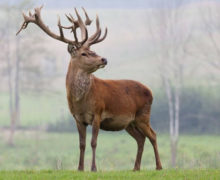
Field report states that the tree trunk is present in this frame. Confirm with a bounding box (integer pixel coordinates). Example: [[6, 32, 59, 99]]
[[164, 77, 174, 136], [8, 112, 16, 146], [5, 9, 16, 146], [7, 43, 16, 146], [171, 137, 178, 167], [8, 34, 21, 146], [163, 76, 180, 167], [14, 36, 21, 126]]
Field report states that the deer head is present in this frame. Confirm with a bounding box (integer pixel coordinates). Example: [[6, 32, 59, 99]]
[[16, 5, 108, 73]]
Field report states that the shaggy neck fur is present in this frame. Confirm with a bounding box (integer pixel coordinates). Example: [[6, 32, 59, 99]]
[[67, 60, 92, 102]]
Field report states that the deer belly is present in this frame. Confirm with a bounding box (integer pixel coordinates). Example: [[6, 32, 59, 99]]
[[100, 114, 134, 131]]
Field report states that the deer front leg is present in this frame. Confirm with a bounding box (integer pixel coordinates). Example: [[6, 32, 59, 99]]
[[76, 122, 87, 171], [91, 114, 100, 172]]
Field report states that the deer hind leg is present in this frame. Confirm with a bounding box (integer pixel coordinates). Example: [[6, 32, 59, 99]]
[[126, 124, 146, 171], [136, 114, 162, 170]]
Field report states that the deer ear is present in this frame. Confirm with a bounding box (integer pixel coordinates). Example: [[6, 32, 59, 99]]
[[67, 44, 77, 56]]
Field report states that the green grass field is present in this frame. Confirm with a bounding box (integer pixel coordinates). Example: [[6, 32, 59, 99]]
[[0, 169, 220, 180], [0, 132, 220, 171], [0, 92, 68, 126]]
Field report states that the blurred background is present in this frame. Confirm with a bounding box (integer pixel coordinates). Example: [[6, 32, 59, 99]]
[[0, 0, 220, 170]]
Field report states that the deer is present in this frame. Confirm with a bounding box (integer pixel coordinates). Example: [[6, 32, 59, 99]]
[[16, 6, 162, 172]]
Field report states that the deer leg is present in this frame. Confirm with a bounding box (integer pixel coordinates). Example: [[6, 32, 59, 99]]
[[91, 115, 100, 172], [126, 124, 145, 171], [137, 121, 162, 170], [149, 127, 163, 170], [76, 122, 87, 171]]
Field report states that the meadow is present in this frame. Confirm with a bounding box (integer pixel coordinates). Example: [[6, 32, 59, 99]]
[[0, 3, 220, 179], [0, 92, 68, 127], [0, 169, 219, 180], [0, 132, 220, 170]]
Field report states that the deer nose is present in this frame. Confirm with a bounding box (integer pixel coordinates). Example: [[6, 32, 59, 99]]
[[101, 58, 107, 65]]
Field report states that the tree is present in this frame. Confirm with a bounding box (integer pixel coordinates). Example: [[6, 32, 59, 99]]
[[147, 0, 192, 167], [198, 1, 220, 71], [0, 0, 55, 145]]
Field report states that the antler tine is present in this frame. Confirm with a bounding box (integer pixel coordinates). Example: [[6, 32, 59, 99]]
[[59, 25, 72, 30], [89, 30, 102, 45], [28, 10, 32, 17], [93, 27, 108, 44], [82, 7, 92, 25], [16, 5, 77, 45], [74, 8, 88, 44], [16, 12, 34, 35], [65, 13, 78, 28], [63, 13, 81, 44], [84, 15, 102, 46], [16, 22, 26, 36], [89, 15, 100, 40], [72, 28, 78, 43], [62, 14, 75, 31], [57, 15, 64, 39], [86, 14, 108, 46], [65, 14, 74, 23], [69, 13, 79, 27]]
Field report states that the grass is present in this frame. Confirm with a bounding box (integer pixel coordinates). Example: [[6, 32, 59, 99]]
[[0, 169, 219, 180], [0, 132, 220, 171], [0, 92, 68, 126]]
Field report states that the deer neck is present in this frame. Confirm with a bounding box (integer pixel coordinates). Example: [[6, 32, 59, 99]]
[[66, 60, 92, 102]]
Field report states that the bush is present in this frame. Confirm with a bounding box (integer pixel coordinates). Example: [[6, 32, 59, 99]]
[[47, 115, 77, 133]]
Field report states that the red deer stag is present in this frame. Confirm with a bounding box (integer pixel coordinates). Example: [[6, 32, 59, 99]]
[[17, 6, 162, 171]]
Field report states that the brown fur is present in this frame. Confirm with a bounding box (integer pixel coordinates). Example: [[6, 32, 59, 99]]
[[66, 49, 162, 171]]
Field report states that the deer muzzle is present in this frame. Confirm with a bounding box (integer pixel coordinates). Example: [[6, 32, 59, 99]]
[[101, 58, 107, 65]]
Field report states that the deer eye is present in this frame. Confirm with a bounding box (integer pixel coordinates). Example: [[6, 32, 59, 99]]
[[81, 53, 87, 57]]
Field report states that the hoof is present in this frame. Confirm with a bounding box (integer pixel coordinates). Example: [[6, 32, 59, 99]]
[[156, 166, 162, 170], [78, 167, 84, 171], [133, 168, 140, 171], [91, 167, 97, 172]]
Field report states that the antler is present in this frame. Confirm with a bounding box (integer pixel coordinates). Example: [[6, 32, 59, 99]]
[[16, 5, 78, 45], [16, 5, 107, 48], [62, 7, 108, 47], [85, 15, 108, 46]]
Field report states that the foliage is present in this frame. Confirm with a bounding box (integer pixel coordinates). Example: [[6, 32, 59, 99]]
[[46, 115, 77, 133]]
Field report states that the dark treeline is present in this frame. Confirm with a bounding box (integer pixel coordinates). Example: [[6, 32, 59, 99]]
[[152, 87, 220, 134]]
